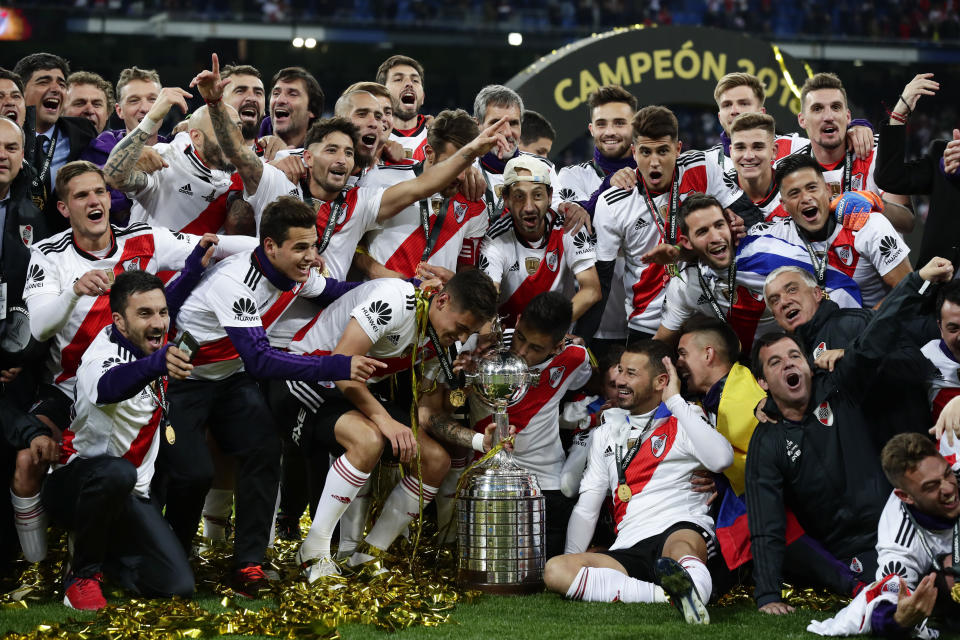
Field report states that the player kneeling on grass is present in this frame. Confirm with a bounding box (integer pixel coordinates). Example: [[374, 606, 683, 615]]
[[42, 267, 213, 610], [544, 340, 733, 625]]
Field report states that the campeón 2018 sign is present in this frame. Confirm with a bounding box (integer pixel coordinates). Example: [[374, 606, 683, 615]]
[[506, 25, 813, 152]]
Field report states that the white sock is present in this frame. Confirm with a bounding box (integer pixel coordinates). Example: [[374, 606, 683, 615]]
[[336, 475, 372, 560], [202, 488, 233, 540], [435, 457, 467, 543], [11, 491, 47, 563], [678, 555, 712, 603], [565, 566, 666, 602], [300, 455, 369, 560], [350, 475, 438, 564]]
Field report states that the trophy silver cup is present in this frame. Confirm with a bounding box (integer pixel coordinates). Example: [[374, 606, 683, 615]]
[[456, 334, 545, 594]]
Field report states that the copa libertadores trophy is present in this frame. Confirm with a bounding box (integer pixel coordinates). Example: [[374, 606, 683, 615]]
[[456, 319, 545, 593]]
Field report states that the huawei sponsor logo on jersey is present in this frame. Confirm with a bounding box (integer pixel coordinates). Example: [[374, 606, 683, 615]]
[[361, 300, 392, 328], [558, 187, 576, 202], [232, 297, 258, 322], [572, 230, 594, 255], [101, 356, 122, 371], [25, 264, 44, 290], [878, 236, 903, 265]]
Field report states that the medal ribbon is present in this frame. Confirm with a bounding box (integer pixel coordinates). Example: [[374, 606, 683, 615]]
[[640, 170, 680, 245], [481, 170, 505, 223], [797, 231, 829, 292], [696, 260, 738, 325], [31, 128, 59, 208], [615, 413, 656, 488], [144, 376, 169, 426], [417, 197, 450, 263], [302, 177, 348, 254]]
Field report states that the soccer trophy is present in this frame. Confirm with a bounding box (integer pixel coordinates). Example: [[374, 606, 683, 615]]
[[456, 322, 545, 593]]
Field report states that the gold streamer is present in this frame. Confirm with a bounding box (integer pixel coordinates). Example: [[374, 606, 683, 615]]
[[714, 583, 850, 611], [770, 44, 814, 105]]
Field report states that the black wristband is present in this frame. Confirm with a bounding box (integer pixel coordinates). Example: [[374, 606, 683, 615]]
[[898, 94, 913, 115]]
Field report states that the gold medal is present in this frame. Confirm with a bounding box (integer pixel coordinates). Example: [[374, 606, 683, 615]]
[[165, 424, 176, 445], [952, 582, 960, 604], [666, 263, 679, 278], [617, 483, 632, 502], [448, 388, 466, 407]]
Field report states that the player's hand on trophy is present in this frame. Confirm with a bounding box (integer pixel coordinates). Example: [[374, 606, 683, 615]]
[[350, 356, 387, 382], [483, 422, 516, 452], [813, 348, 845, 372], [379, 417, 418, 462]]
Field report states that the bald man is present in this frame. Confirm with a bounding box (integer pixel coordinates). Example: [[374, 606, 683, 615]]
[[104, 88, 244, 234]]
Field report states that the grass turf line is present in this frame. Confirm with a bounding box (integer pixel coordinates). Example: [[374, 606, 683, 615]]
[[3, 593, 958, 640]]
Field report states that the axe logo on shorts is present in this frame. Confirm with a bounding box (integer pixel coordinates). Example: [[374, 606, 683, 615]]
[[651, 433, 667, 458], [815, 401, 834, 426], [548, 365, 565, 388]]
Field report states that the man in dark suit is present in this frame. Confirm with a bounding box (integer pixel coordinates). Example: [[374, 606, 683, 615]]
[[875, 73, 960, 268], [13, 53, 96, 232]]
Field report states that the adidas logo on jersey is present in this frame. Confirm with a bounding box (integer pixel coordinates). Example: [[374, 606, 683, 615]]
[[478, 254, 490, 273], [362, 300, 392, 327], [386, 334, 401, 346], [633, 217, 650, 232], [232, 297, 258, 322], [508, 261, 520, 272], [288, 189, 299, 197], [879, 235, 903, 265], [178, 184, 193, 196], [603, 446, 614, 457], [25, 264, 44, 290], [695, 293, 710, 306], [172, 231, 186, 240]]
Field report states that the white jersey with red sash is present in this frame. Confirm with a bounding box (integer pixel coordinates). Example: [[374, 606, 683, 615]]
[[478, 212, 596, 328], [389, 115, 430, 163], [24, 223, 208, 396], [242, 161, 304, 233], [289, 279, 440, 384], [595, 151, 745, 334], [556, 159, 628, 340], [62, 325, 166, 498], [309, 186, 383, 281], [660, 234, 864, 352], [475, 151, 564, 221], [468, 331, 592, 490], [921, 338, 960, 422], [128, 132, 243, 235], [723, 167, 784, 221], [749, 211, 908, 307], [173, 249, 327, 381], [362, 163, 487, 277], [579, 402, 716, 549]]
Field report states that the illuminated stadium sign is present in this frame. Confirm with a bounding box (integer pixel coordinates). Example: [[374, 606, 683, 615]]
[[507, 25, 813, 152]]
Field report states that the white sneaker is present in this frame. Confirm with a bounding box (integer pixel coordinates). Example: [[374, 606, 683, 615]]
[[296, 547, 340, 584]]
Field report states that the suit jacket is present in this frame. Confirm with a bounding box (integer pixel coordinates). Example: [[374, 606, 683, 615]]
[[22, 107, 98, 233], [875, 123, 960, 267]]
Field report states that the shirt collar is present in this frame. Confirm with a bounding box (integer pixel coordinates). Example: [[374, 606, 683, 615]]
[[252, 245, 297, 291]]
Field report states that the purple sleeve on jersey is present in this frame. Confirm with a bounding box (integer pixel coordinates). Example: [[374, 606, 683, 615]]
[[870, 601, 911, 638], [225, 325, 352, 382], [96, 345, 169, 404], [164, 241, 211, 325], [306, 278, 364, 306], [850, 118, 874, 132], [578, 174, 613, 216]]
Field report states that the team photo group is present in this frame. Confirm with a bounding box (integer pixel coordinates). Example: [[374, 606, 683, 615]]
[[0, 32, 959, 638]]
